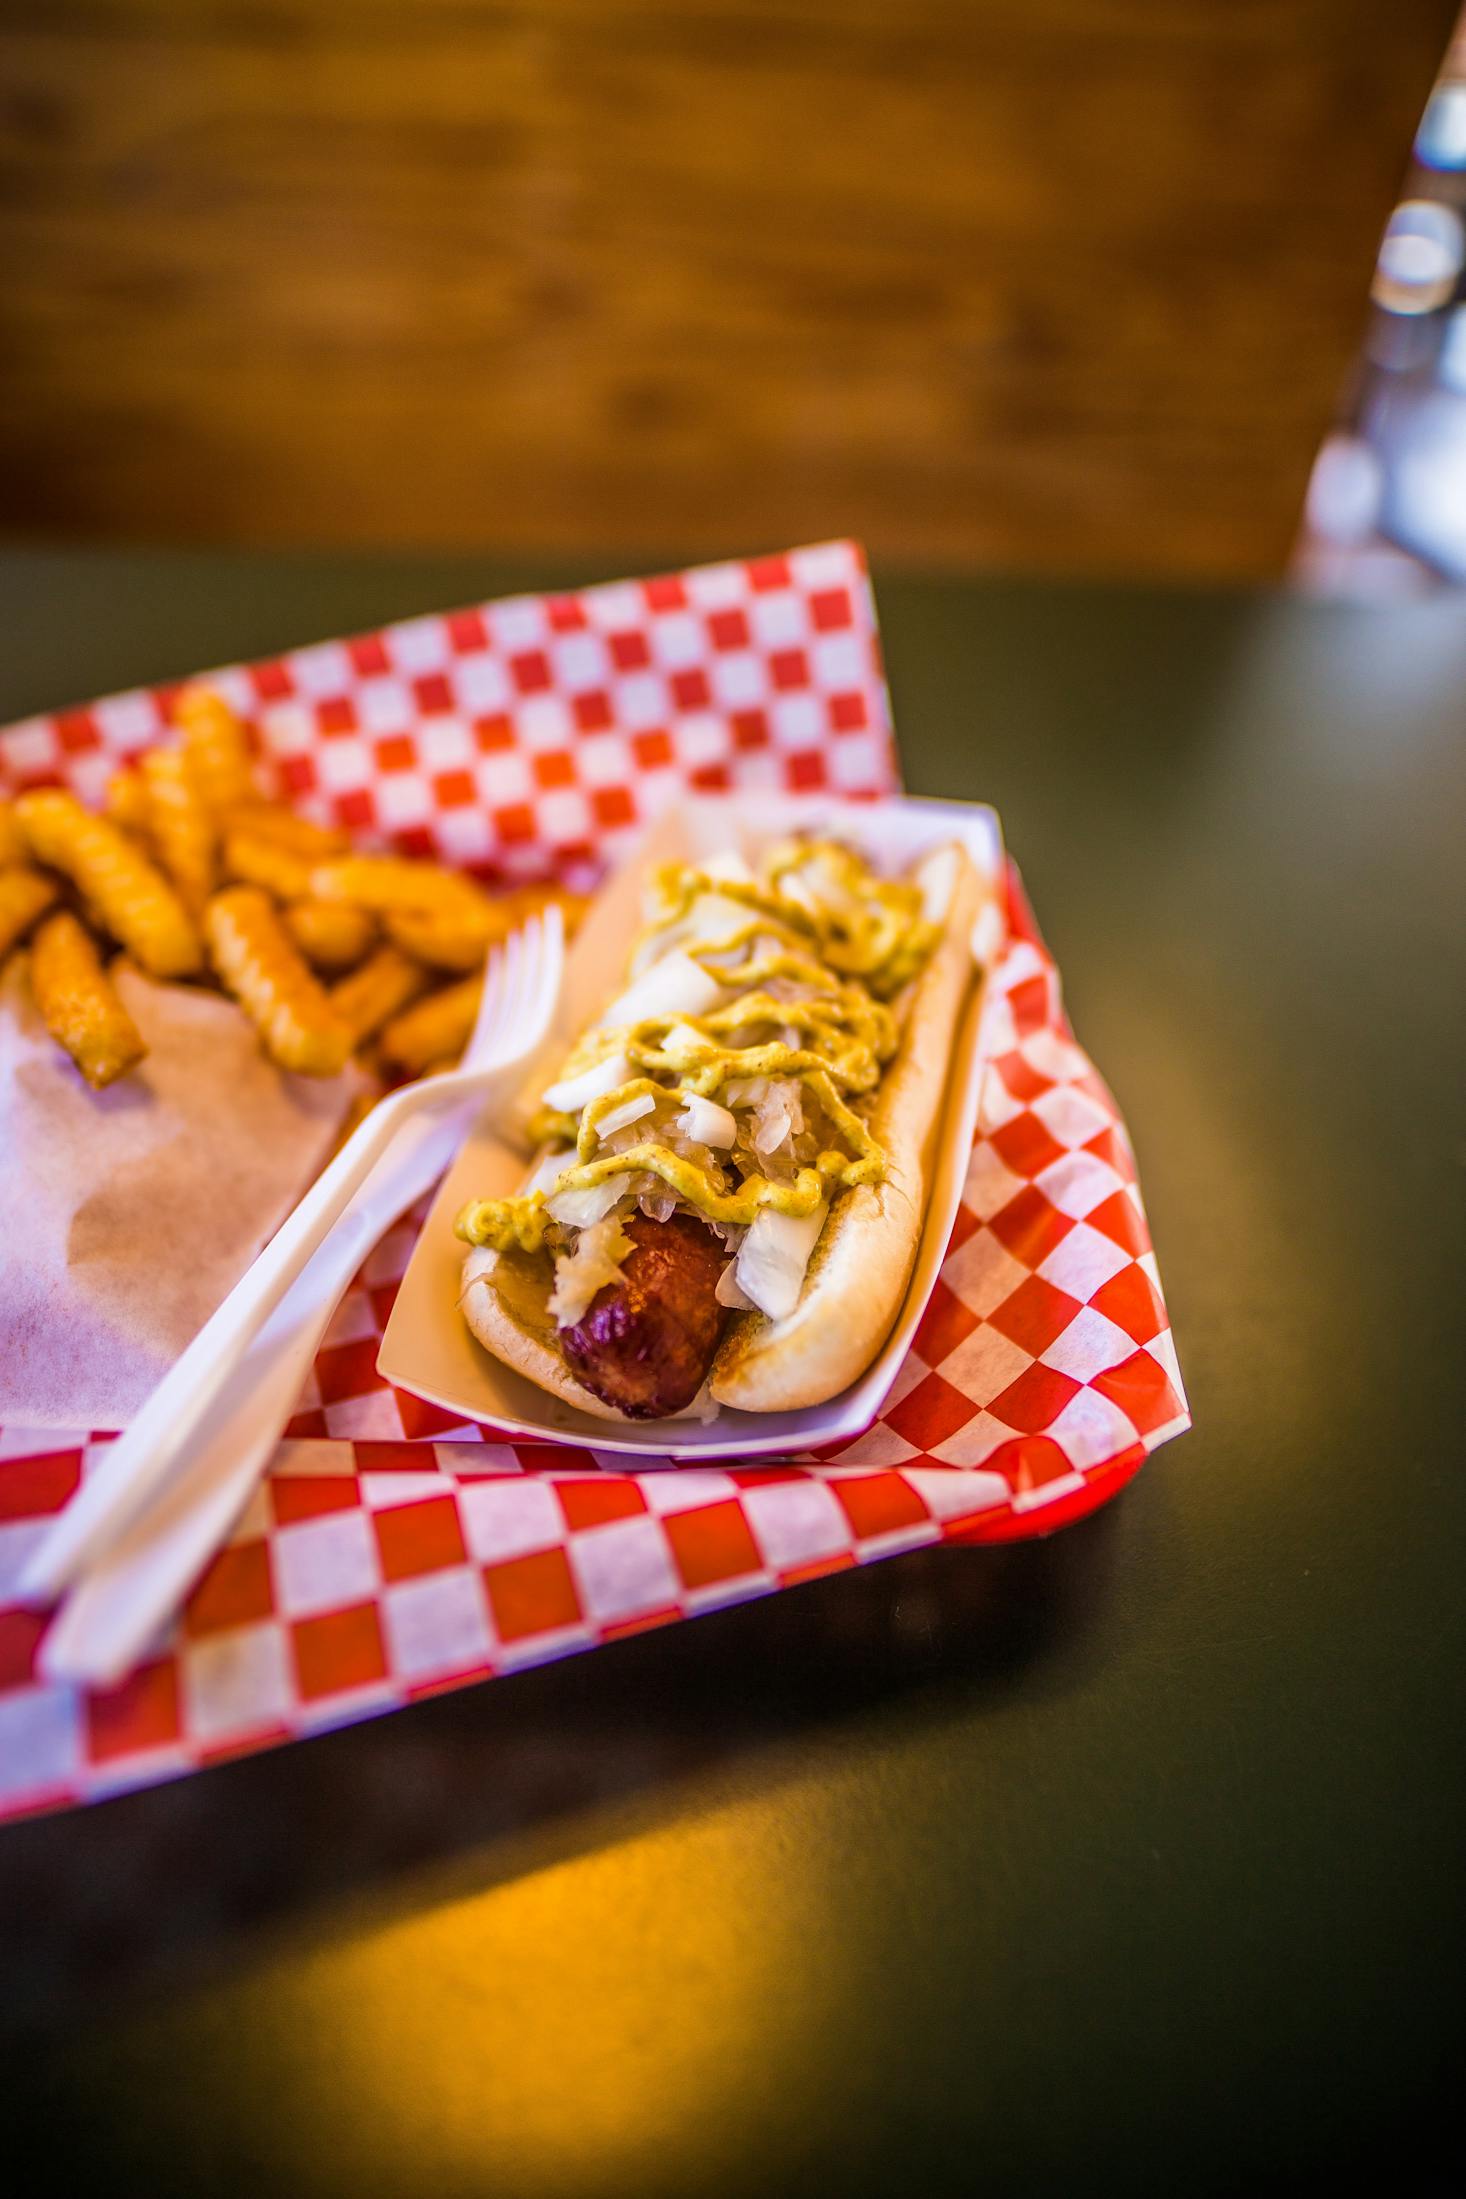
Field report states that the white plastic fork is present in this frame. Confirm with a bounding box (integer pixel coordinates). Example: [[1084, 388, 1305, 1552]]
[[22, 907, 564, 1622], [36, 1109, 466, 1685]]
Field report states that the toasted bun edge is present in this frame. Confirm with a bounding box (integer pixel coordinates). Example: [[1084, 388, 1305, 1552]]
[[708, 848, 987, 1411]]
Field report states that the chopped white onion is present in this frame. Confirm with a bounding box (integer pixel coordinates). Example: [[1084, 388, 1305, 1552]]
[[916, 844, 960, 927], [777, 868, 819, 914], [715, 1260, 758, 1311], [661, 1020, 713, 1066], [751, 1078, 803, 1154], [546, 1174, 630, 1228], [630, 890, 756, 976], [804, 851, 861, 916], [701, 850, 755, 885], [542, 1051, 634, 1116], [595, 1091, 657, 1139], [675, 1093, 737, 1147], [602, 949, 725, 1030], [733, 1200, 827, 1321], [697, 889, 760, 942], [521, 1145, 573, 1197], [547, 1215, 633, 1327]]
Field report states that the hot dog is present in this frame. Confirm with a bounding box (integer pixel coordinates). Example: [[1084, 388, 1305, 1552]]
[[455, 832, 985, 1420], [560, 1210, 727, 1416]]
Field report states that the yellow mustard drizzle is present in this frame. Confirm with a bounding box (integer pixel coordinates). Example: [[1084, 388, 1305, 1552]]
[[644, 910, 809, 970], [458, 1191, 550, 1252], [698, 949, 835, 995], [638, 867, 820, 949], [643, 997, 888, 1086], [688, 925, 838, 991], [460, 1138, 864, 1255], [576, 1077, 666, 1160], [455, 838, 939, 1254], [763, 842, 937, 995], [523, 986, 894, 1148]]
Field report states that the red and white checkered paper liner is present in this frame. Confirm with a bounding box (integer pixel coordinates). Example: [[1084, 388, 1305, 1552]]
[[0, 542, 1187, 1821]]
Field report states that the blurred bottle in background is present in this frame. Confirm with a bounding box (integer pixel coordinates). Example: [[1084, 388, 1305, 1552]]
[[1296, 14, 1466, 593]]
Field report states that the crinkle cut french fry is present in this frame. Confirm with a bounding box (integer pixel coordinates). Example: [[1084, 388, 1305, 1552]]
[[509, 881, 590, 940], [309, 853, 495, 923], [205, 885, 352, 1075], [383, 903, 505, 972], [0, 865, 61, 960], [103, 769, 152, 837], [15, 790, 203, 979], [217, 804, 351, 858], [329, 944, 430, 1046], [174, 685, 257, 811], [29, 911, 146, 1089], [0, 799, 30, 866], [383, 883, 587, 972], [283, 897, 377, 973], [100, 772, 155, 869], [378, 976, 482, 1076], [222, 829, 312, 902], [141, 746, 215, 915]]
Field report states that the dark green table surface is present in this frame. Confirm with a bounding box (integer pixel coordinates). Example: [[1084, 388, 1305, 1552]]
[[3, 551, 1463, 2199]]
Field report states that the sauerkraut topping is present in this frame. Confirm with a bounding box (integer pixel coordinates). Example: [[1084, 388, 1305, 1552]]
[[546, 1214, 634, 1326], [455, 837, 951, 1310]]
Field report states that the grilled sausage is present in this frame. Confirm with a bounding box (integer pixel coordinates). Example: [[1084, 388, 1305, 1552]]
[[561, 1211, 727, 1418]]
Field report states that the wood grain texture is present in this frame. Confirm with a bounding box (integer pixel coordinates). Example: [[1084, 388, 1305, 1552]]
[[0, 0, 1454, 579]]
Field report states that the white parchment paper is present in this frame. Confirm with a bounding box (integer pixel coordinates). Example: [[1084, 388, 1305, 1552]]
[[0, 959, 362, 1428]]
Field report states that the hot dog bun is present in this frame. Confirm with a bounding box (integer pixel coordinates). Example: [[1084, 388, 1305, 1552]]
[[708, 847, 984, 1409], [459, 844, 986, 1422], [460, 1244, 632, 1421]]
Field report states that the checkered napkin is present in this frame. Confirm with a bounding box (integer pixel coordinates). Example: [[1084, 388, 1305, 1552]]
[[0, 542, 1187, 1821]]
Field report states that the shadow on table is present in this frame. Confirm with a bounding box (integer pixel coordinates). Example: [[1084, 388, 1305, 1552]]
[[1, 1505, 1122, 2047]]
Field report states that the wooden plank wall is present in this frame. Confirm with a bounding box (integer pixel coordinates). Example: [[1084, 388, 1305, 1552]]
[[0, 0, 1454, 579]]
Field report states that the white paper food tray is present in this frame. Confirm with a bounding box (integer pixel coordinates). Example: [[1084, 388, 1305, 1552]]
[[377, 793, 1004, 1460]]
